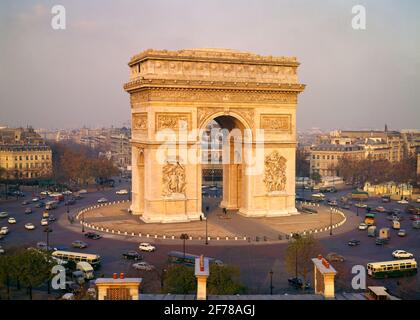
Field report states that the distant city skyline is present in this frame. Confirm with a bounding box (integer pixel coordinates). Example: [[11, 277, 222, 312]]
[[1, 0, 419, 130]]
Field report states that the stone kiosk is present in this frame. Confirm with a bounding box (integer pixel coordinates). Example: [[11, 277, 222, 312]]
[[124, 48, 305, 223]]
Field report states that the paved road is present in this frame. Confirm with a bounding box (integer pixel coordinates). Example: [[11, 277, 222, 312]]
[[1, 184, 419, 298]]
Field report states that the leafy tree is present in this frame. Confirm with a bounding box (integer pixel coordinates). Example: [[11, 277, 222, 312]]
[[207, 264, 246, 295], [285, 234, 322, 289], [310, 171, 322, 185], [162, 264, 196, 294], [0, 254, 14, 299], [17, 249, 54, 300]]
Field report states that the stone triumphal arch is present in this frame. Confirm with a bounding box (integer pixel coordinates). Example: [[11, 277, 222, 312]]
[[124, 48, 305, 223]]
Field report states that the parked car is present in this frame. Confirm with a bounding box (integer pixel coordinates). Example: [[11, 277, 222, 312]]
[[122, 251, 143, 261], [84, 232, 102, 240], [132, 261, 155, 271], [0, 227, 9, 235], [397, 229, 407, 237], [24, 223, 35, 230], [0, 212, 9, 219], [326, 252, 345, 262], [25, 207, 32, 214], [139, 243, 156, 252], [7, 217, 16, 224], [97, 198, 108, 203], [72, 240, 88, 249], [358, 223, 368, 230], [392, 250, 414, 259], [116, 189, 129, 195]]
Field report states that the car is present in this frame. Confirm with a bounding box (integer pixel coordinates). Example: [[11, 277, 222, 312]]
[[116, 189, 129, 195], [392, 250, 414, 259], [132, 261, 155, 271], [355, 203, 367, 208], [32, 197, 40, 202], [374, 206, 386, 213], [48, 215, 57, 222], [382, 197, 391, 203], [21, 200, 30, 205], [417, 198, 420, 203], [397, 229, 407, 237], [341, 204, 351, 210], [35, 201, 45, 208], [326, 252, 345, 262], [348, 239, 361, 246], [24, 223, 35, 230], [40, 191, 49, 196], [0, 227, 9, 235], [327, 200, 338, 206], [41, 218, 49, 226], [375, 237, 388, 245], [0, 212, 9, 219], [63, 190, 73, 195], [122, 251, 143, 260], [36, 241, 54, 251], [25, 207, 32, 214], [84, 232, 102, 240], [65, 199, 76, 206], [139, 243, 156, 252], [97, 197, 108, 203], [398, 199, 409, 204], [78, 189, 88, 194], [288, 277, 311, 289], [7, 217, 16, 224], [72, 240, 88, 249], [358, 223, 368, 230]]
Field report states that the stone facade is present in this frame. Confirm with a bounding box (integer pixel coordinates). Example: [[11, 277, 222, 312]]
[[125, 48, 305, 223]]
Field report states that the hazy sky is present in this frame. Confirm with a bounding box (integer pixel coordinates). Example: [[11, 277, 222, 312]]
[[0, 0, 419, 131]]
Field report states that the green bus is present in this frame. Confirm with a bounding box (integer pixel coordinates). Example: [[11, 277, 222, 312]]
[[167, 251, 223, 267], [367, 259, 417, 279]]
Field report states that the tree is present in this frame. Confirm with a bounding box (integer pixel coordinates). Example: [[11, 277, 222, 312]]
[[0, 254, 14, 299], [17, 249, 54, 300], [207, 264, 246, 295], [285, 234, 321, 289], [296, 150, 310, 177], [162, 265, 196, 294], [310, 171, 321, 185]]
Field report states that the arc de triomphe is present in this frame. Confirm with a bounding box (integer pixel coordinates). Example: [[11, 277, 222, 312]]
[[124, 48, 305, 223]]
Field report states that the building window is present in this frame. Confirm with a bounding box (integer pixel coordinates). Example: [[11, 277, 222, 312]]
[[19, 156, 22, 161], [35, 155, 38, 160]]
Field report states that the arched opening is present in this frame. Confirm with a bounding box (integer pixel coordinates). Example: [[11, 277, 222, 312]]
[[200, 114, 249, 218]]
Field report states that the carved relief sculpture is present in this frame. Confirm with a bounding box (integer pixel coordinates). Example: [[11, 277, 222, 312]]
[[132, 113, 147, 130], [263, 151, 287, 193], [155, 113, 191, 131], [162, 161, 187, 196], [260, 114, 291, 133]]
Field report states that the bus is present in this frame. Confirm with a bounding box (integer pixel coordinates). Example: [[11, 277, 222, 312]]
[[52, 251, 101, 269], [367, 259, 417, 279], [45, 201, 58, 210], [167, 251, 223, 267], [364, 213, 375, 226]]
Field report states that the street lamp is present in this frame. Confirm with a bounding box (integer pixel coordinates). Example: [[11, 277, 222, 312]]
[[180, 233, 189, 261], [82, 211, 85, 233], [269, 270, 274, 295], [330, 207, 333, 236], [205, 206, 209, 245], [44, 226, 53, 294]]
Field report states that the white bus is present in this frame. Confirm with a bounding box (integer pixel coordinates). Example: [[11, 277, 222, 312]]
[[367, 259, 417, 279], [52, 250, 101, 269]]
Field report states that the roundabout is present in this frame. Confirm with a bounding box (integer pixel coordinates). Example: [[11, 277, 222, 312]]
[[74, 198, 349, 245]]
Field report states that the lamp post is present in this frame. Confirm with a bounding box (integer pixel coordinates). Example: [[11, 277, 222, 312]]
[[180, 233, 189, 261], [44, 226, 52, 294], [82, 211, 85, 233], [330, 207, 333, 236], [269, 270, 274, 295], [205, 206, 209, 245]]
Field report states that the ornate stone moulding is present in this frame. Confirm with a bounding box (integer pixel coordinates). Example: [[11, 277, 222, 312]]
[[128, 48, 300, 67]]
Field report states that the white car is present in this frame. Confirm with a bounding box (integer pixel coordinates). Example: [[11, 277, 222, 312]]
[[132, 262, 155, 271], [355, 203, 367, 208], [78, 189, 88, 194], [139, 243, 156, 252], [32, 197, 40, 202], [8, 217, 16, 224], [63, 190, 73, 195], [40, 191, 49, 196], [25, 223, 35, 230], [116, 189, 129, 195], [41, 218, 49, 226], [97, 197, 108, 203], [0, 246, 4, 254], [397, 199, 409, 204], [392, 250, 414, 259], [0, 227, 9, 235], [0, 212, 9, 219], [358, 223, 368, 230]]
